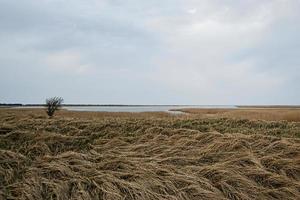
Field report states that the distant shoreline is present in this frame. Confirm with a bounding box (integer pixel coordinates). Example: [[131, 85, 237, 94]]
[[237, 105, 300, 109], [1, 104, 233, 107], [1, 104, 300, 109]]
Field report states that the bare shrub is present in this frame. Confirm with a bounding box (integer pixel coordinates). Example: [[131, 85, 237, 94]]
[[45, 97, 63, 117]]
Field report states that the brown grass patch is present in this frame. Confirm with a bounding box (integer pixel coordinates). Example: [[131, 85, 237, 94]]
[[0, 109, 300, 199], [178, 108, 300, 122]]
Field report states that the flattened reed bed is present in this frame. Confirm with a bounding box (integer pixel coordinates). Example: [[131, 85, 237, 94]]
[[0, 110, 300, 199]]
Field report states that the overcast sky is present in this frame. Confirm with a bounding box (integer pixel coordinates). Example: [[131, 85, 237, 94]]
[[0, 0, 299, 104]]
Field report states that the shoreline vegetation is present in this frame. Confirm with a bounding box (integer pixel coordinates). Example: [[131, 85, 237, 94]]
[[1, 108, 300, 199], [171, 108, 300, 122]]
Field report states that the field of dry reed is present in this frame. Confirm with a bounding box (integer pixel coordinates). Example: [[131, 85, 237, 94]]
[[0, 108, 300, 199], [175, 108, 300, 122]]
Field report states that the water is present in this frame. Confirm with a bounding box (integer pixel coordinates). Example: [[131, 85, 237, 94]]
[[12, 105, 237, 114], [63, 105, 237, 114]]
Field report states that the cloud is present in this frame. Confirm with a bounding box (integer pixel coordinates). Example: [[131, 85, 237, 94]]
[[0, 0, 299, 104], [44, 50, 93, 74], [187, 8, 197, 14]]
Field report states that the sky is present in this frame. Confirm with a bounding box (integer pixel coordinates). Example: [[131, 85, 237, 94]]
[[0, 0, 299, 105]]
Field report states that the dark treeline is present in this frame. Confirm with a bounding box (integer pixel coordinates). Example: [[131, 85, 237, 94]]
[[0, 104, 193, 107], [0, 103, 23, 107]]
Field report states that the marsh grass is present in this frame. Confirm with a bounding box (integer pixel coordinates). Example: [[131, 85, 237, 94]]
[[177, 108, 300, 122], [0, 109, 300, 199]]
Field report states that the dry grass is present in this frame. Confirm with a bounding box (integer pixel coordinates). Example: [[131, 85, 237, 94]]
[[177, 108, 300, 122], [1, 109, 300, 199]]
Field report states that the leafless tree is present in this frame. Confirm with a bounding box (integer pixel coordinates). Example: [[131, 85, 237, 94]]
[[45, 97, 64, 117]]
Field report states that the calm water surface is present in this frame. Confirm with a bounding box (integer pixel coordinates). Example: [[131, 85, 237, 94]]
[[13, 105, 237, 114], [64, 105, 237, 114]]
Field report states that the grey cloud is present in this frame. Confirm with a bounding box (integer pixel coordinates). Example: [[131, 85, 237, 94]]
[[0, 0, 299, 104]]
